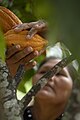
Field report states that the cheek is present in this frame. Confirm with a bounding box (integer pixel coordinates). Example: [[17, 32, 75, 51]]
[[32, 74, 41, 85], [53, 77, 72, 103], [54, 76, 72, 91]]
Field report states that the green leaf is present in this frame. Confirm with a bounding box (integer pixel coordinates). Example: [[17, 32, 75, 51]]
[[0, 29, 5, 61], [18, 69, 35, 93]]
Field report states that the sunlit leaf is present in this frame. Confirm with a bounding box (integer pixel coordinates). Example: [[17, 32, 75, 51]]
[[18, 69, 35, 93]]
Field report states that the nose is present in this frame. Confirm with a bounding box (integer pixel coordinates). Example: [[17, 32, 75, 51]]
[[49, 76, 55, 81]]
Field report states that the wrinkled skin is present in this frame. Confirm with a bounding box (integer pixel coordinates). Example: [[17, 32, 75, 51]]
[[6, 45, 40, 77], [14, 20, 48, 39], [32, 59, 73, 120], [6, 20, 47, 77]]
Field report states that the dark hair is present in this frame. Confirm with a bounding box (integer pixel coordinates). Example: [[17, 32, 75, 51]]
[[38, 56, 60, 69], [38, 56, 77, 81]]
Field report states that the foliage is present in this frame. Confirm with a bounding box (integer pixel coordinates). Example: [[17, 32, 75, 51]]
[[0, 0, 14, 7]]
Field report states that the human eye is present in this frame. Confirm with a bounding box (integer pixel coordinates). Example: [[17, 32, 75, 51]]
[[40, 71, 47, 74], [56, 72, 62, 76], [39, 69, 48, 74]]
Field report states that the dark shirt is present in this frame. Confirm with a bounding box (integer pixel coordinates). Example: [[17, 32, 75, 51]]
[[23, 106, 63, 120], [23, 106, 33, 120]]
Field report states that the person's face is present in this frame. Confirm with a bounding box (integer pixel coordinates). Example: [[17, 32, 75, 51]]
[[32, 58, 73, 104]]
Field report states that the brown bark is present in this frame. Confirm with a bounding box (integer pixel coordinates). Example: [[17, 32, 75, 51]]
[[0, 60, 24, 120]]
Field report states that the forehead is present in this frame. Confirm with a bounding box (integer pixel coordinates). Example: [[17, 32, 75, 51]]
[[39, 59, 61, 69], [38, 58, 70, 77], [43, 59, 60, 66]]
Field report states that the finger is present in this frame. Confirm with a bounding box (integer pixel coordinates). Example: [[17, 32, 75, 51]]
[[14, 23, 28, 32], [27, 20, 47, 29], [6, 45, 21, 59], [18, 50, 39, 64], [26, 20, 47, 39], [14, 22, 37, 32], [14, 20, 46, 32], [10, 47, 33, 64], [26, 27, 38, 39], [38, 49, 45, 55], [33, 20, 47, 31], [12, 24, 19, 29], [24, 61, 37, 71]]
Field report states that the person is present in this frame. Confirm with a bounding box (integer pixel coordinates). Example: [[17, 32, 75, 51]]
[[5, 21, 73, 120], [23, 56, 73, 120]]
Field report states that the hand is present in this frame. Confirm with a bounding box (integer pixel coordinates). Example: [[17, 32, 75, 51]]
[[6, 45, 41, 77], [14, 20, 48, 39]]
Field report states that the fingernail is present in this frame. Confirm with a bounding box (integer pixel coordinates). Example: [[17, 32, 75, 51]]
[[14, 27, 19, 30], [34, 51, 39, 56], [33, 61, 37, 66], [16, 45, 21, 49], [14, 27, 20, 32], [27, 47, 33, 52], [26, 35, 31, 39]]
